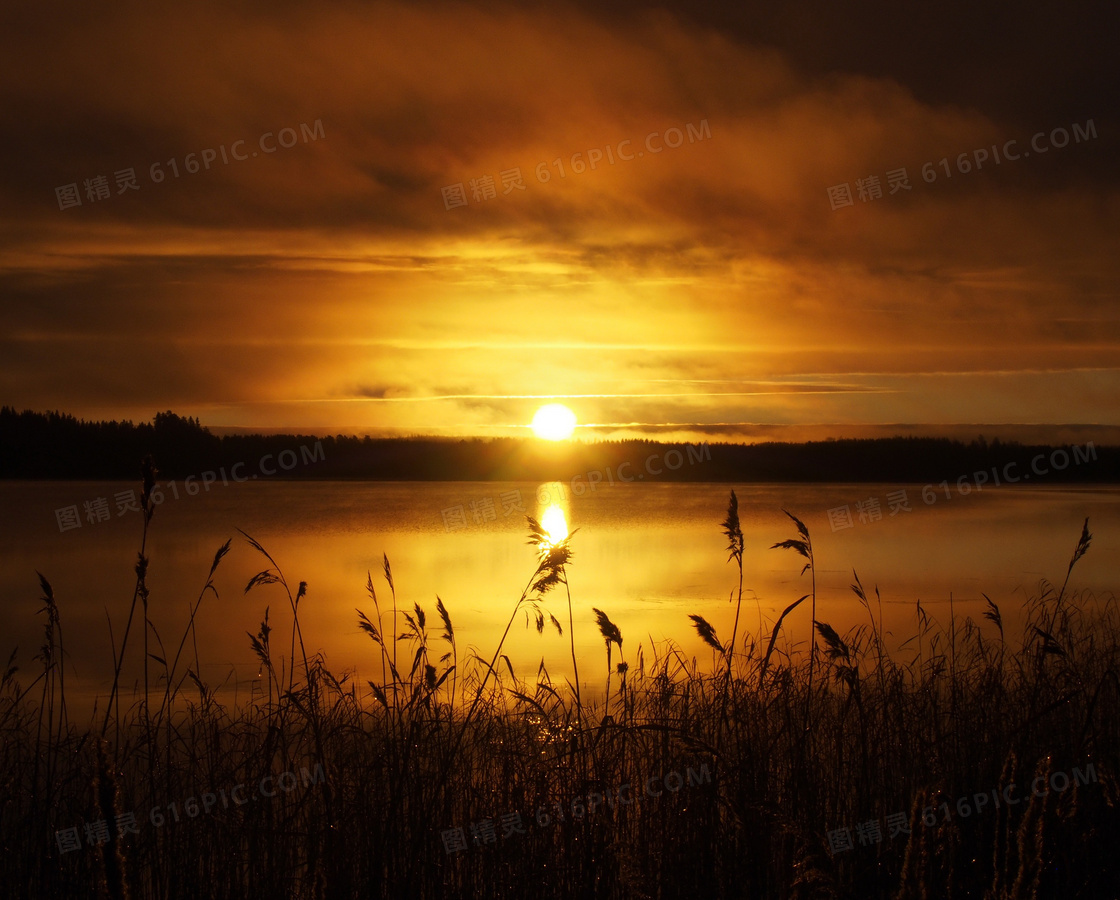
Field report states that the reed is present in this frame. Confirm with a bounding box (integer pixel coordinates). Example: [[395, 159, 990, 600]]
[[4, 479, 1119, 899]]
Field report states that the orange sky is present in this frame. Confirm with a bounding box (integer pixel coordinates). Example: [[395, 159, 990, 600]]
[[1, 0, 1117, 443]]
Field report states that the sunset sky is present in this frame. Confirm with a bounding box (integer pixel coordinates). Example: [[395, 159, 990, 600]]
[[1, 1, 1117, 443]]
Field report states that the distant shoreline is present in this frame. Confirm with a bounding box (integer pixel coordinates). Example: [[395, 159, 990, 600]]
[[3, 408, 1119, 483]]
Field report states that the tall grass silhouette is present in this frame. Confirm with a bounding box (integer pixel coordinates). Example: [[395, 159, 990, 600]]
[[3, 473, 1119, 899]]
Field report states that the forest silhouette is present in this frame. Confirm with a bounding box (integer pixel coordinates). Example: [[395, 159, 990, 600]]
[[2, 406, 1117, 483]]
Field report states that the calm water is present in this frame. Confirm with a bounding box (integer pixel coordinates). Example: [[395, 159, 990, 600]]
[[2, 480, 1117, 713]]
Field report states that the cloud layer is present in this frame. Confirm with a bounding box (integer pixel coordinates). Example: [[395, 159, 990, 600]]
[[1, 0, 1117, 438]]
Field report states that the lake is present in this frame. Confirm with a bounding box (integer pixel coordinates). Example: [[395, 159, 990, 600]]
[[2, 479, 1117, 715]]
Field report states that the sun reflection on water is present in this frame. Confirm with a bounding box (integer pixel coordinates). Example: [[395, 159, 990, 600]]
[[540, 505, 569, 545], [535, 482, 571, 548]]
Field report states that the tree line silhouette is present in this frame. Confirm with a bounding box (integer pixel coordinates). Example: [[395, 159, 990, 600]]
[[1, 407, 1117, 483]]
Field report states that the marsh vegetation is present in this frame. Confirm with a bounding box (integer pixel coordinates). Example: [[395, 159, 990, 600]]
[[3, 463, 1118, 898]]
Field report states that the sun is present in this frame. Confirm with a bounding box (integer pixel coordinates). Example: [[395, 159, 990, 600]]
[[530, 403, 577, 441]]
